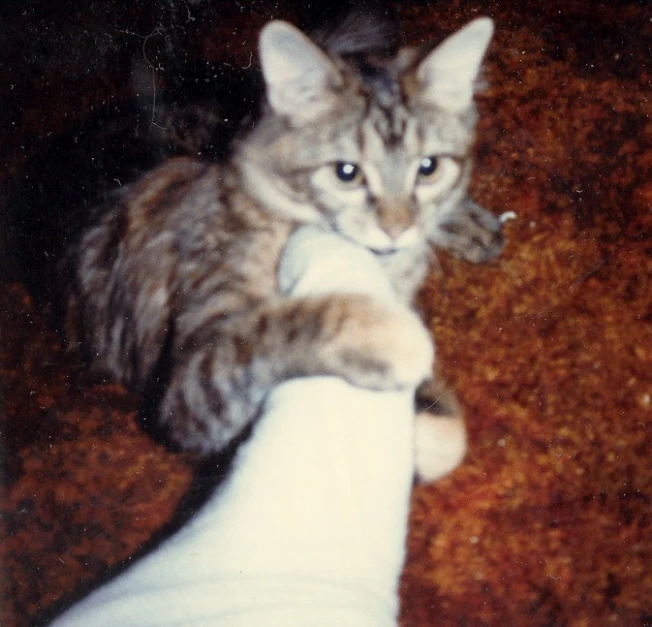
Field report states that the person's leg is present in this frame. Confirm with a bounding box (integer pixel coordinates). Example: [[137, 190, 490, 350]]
[[51, 227, 426, 626]]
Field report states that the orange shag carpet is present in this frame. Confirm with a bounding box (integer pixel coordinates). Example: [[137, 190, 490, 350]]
[[1, 1, 651, 625]]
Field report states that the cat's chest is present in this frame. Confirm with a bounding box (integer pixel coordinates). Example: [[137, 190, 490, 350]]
[[377, 247, 430, 304]]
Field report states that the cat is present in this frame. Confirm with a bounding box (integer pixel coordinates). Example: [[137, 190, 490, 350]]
[[6, 7, 499, 306], [50, 15, 503, 483]]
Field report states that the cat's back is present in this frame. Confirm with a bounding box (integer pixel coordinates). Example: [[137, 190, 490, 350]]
[[75, 157, 229, 309], [98, 156, 286, 276], [119, 156, 228, 243], [68, 156, 291, 386]]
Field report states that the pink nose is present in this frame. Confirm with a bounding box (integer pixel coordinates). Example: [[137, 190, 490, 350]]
[[378, 201, 415, 241], [382, 222, 410, 241]]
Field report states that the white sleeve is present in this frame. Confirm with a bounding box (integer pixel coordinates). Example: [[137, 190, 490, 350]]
[[50, 226, 421, 627]]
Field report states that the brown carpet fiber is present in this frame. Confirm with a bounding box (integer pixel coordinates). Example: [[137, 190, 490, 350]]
[[1, 1, 651, 625]]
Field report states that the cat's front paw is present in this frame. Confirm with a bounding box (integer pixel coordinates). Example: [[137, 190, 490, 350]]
[[433, 199, 504, 263], [328, 296, 434, 391]]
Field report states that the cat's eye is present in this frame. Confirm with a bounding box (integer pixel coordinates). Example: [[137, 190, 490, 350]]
[[414, 155, 461, 195], [418, 156, 440, 180], [334, 162, 364, 186]]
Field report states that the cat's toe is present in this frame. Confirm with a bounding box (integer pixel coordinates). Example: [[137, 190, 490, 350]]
[[461, 226, 504, 263], [379, 305, 434, 389], [433, 200, 505, 263]]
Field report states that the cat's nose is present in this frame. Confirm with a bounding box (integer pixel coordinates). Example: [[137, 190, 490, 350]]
[[383, 222, 411, 241], [379, 223, 419, 251], [378, 203, 415, 242]]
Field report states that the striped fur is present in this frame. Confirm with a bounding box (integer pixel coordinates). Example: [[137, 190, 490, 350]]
[[63, 18, 502, 459]]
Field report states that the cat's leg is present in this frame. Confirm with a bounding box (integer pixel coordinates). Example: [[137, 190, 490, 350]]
[[432, 198, 504, 263], [413, 378, 467, 482], [159, 293, 433, 454]]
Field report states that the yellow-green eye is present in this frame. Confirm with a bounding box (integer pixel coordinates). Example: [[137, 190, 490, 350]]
[[335, 162, 364, 185], [418, 156, 439, 179]]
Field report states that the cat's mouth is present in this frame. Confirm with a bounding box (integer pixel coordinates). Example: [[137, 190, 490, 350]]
[[334, 229, 402, 257], [370, 247, 400, 257]]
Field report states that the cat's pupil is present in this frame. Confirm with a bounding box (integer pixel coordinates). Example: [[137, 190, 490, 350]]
[[335, 162, 360, 183], [418, 156, 439, 177]]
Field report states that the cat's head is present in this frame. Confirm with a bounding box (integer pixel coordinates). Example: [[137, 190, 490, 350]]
[[236, 17, 494, 256]]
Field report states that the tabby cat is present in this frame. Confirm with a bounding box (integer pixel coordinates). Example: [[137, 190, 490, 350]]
[[57, 16, 502, 479]]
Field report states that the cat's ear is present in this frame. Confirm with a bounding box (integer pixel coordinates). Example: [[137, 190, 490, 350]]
[[259, 21, 342, 123], [417, 17, 494, 112]]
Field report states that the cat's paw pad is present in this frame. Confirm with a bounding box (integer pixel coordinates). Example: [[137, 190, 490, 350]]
[[413, 412, 467, 482]]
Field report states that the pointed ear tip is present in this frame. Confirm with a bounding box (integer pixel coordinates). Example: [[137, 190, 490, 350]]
[[468, 16, 495, 38], [259, 20, 299, 46]]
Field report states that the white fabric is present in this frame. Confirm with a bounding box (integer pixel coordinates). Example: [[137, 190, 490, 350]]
[[51, 226, 421, 626]]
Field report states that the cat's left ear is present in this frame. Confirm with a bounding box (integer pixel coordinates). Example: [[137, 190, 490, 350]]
[[417, 17, 494, 112], [259, 21, 342, 124]]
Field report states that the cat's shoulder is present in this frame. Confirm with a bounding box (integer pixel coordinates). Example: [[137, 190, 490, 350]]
[[118, 156, 284, 236], [131, 156, 223, 195], [119, 156, 228, 221]]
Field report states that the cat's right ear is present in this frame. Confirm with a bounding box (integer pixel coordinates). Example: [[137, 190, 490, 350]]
[[259, 21, 342, 124], [416, 17, 494, 112]]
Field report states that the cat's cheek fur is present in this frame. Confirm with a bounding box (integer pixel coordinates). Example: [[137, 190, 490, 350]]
[[413, 412, 467, 482]]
